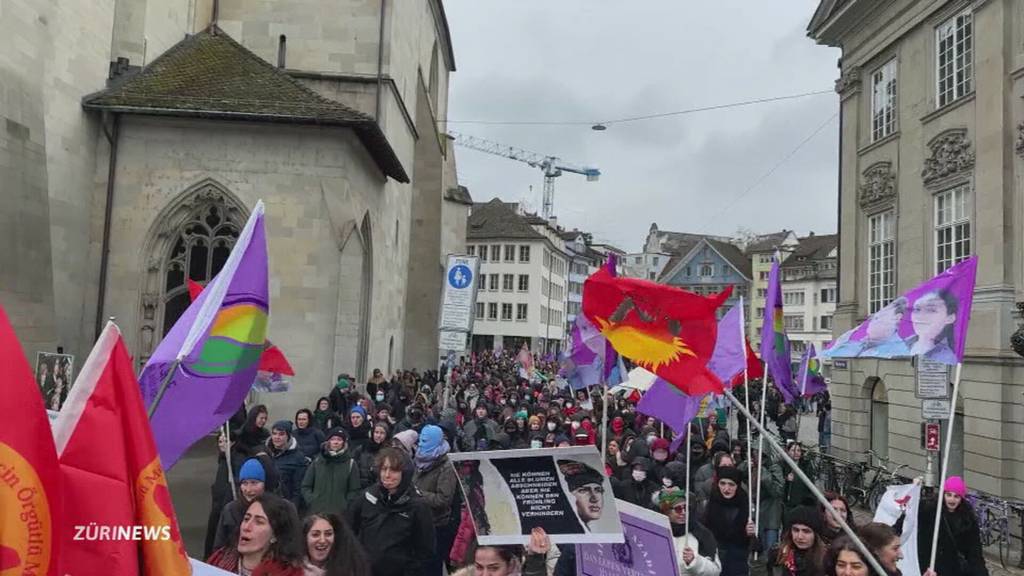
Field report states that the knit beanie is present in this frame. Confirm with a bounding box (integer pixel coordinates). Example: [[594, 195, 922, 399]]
[[716, 466, 744, 485], [350, 405, 367, 419], [651, 437, 670, 453], [336, 376, 351, 390], [418, 425, 444, 454], [325, 427, 348, 442], [785, 505, 822, 534], [393, 429, 419, 454], [944, 475, 966, 497], [271, 420, 293, 437], [239, 459, 266, 483]]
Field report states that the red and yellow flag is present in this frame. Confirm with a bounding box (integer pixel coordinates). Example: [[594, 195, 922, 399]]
[[52, 323, 190, 575], [0, 305, 61, 575], [582, 268, 730, 396]]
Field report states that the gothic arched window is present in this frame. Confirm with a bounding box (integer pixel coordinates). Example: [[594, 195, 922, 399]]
[[162, 204, 240, 335]]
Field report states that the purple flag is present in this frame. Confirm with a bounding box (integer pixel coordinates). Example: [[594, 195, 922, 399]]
[[797, 344, 828, 397], [760, 257, 797, 404], [637, 379, 704, 451], [562, 315, 604, 390], [707, 304, 745, 387], [822, 256, 978, 365], [140, 201, 269, 468]]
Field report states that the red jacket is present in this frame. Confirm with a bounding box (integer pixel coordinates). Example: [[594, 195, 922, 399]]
[[207, 547, 304, 576]]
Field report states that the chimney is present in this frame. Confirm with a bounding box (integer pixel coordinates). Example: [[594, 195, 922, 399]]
[[548, 216, 558, 228]]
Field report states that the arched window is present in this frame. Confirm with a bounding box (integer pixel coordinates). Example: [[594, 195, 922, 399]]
[[869, 377, 889, 461], [161, 204, 240, 335], [138, 180, 247, 366]]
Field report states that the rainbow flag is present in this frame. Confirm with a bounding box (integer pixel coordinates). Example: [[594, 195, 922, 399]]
[[140, 201, 269, 468], [759, 255, 797, 404]]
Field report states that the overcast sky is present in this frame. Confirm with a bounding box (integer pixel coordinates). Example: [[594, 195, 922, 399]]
[[444, 1, 841, 253]]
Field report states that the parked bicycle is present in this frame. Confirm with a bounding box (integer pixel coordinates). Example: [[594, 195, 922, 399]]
[[843, 450, 908, 510], [971, 492, 1012, 567]]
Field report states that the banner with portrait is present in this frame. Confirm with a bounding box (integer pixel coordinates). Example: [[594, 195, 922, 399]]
[[576, 499, 678, 576], [35, 351, 75, 411], [822, 256, 977, 365], [449, 446, 624, 545]]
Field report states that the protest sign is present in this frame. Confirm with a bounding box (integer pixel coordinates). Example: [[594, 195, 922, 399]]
[[576, 499, 678, 576], [449, 446, 624, 545], [873, 483, 922, 576]]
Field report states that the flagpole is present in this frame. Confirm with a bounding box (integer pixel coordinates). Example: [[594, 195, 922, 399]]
[[147, 357, 182, 418], [754, 360, 769, 536], [223, 421, 237, 500], [738, 297, 754, 518], [601, 381, 609, 466], [685, 423, 691, 539], [928, 362, 963, 571], [723, 389, 889, 576]]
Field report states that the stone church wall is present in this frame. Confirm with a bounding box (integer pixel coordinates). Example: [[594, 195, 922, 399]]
[[100, 115, 412, 420]]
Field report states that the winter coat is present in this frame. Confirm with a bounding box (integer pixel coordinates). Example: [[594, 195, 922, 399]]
[[460, 417, 503, 451], [301, 446, 360, 516], [765, 544, 823, 576], [611, 458, 659, 510], [449, 506, 476, 567], [206, 547, 304, 576], [449, 553, 548, 576], [266, 437, 308, 509], [757, 457, 786, 534], [235, 425, 270, 458], [312, 405, 340, 432], [916, 498, 989, 576], [672, 519, 722, 576], [293, 426, 324, 460], [345, 421, 372, 453], [412, 454, 459, 527], [703, 489, 751, 576], [345, 466, 435, 576], [356, 438, 386, 488], [772, 457, 817, 513]]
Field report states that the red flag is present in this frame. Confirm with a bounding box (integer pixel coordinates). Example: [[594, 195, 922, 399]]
[[0, 306, 60, 575], [730, 338, 764, 386], [583, 268, 730, 396], [189, 278, 294, 376], [52, 323, 190, 575]]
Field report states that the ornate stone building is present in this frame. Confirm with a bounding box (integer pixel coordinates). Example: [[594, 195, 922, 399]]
[[809, 0, 1024, 499], [1, 0, 465, 420]]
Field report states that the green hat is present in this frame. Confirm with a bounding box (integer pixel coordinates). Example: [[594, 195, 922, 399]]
[[336, 376, 351, 389], [658, 487, 687, 507]]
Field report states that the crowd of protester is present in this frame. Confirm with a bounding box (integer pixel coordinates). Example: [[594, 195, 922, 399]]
[[201, 349, 986, 576]]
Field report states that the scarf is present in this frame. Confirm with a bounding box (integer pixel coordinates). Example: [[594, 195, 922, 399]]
[[415, 440, 450, 471]]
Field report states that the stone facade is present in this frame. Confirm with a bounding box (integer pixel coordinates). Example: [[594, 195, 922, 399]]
[[809, 0, 1024, 499], [1, 0, 460, 424]]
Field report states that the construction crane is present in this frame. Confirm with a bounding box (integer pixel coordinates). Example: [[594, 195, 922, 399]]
[[449, 131, 600, 219]]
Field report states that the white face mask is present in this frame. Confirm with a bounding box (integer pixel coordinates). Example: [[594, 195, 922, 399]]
[[632, 469, 647, 482], [375, 393, 385, 402], [547, 422, 557, 431], [530, 440, 543, 449], [662, 477, 674, 488]]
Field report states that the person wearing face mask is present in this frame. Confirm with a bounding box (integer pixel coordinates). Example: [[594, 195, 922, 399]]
[[611, 457, 659, 510], [703, 467, 754, 576], [346, 448, 435, 576], [413, 425, 459, 576], [356, 421, 390, 488], [765, 506, 825, 576], [207, 493, 305, 575], [366, 368, 387, 400], [658, 488, 721, 576], [301, 513, 372, 576], [649, 437, 671, 484], [301, 428, 361, 517], [915, 476, 988, 576]]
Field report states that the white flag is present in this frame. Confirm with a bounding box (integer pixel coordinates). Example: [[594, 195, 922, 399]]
[[873, 483, 922, 576]]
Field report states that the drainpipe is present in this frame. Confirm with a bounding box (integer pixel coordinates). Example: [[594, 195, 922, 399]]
[[95, 112, 120, 340], [375, 0, 386, 121]]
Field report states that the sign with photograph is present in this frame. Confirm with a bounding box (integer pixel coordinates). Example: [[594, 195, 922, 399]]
[[576, 499, 678, 576], [35, 351, 75, 411], [449, 446, 624, 545], [439, 254, 480, 332], [252, 370, 290, 393]]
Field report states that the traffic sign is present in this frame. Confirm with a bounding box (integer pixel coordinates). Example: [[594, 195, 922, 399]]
[[916, 358, 950, 399], [921, 398, 951, 420], [924, 422, 940, 452]]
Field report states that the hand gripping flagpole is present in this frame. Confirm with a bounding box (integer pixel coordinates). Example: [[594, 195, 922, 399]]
[[927, 362, 963, 571], [723, 389, 889, 576]]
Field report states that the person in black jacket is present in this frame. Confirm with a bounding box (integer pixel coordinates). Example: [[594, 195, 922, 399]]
[[703, 466, 754, 576], [356, 421, 390, 488], [345, 405, 373, 452], [611, 457, 660, 510], [235, 404, 269, 458], [265, 420, 308, 510], [914, 476, 988, 576], [293, 409, 324, 460], [346, 447, 435, 576]]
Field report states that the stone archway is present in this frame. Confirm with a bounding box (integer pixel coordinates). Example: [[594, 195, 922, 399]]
[[333, 211, 373, 383], [136, 179, 248, 366], [866, 377, 889, 462]]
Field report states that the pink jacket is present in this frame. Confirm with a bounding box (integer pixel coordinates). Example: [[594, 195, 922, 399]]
[[449, 506, 476, 566]]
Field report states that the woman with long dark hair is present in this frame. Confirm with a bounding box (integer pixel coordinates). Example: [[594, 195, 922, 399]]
[[703, 466, 754, 576], [450, 528, 551, 576], [301, 513, 372, 576], [237, 404, 270, 457], [857, 522, 902, 576], [765, 506, 826, 576], [824, 536, 870, 576], [819, 492, 854, 547], [294, 409, 325, 460], [207, 493, 305, 575], [916, 476, 988, 576]]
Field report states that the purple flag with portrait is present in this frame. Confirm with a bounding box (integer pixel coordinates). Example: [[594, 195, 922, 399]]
[[822, 256, 977, 365], [760, 257, 797, 404], [601, 253, 621, 382], [139, 201, 269, 468], [637, 379, 704, 451], [797, 344, 828, 397], [707, 304, 745, 387], [562, 315, 605, 391]]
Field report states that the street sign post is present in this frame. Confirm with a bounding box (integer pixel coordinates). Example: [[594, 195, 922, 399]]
[[916, 358, 950, 399]]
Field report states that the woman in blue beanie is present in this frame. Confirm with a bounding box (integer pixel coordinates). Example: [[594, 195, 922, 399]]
[[345, 405, 372, 452], [413, 424, 459, 576]]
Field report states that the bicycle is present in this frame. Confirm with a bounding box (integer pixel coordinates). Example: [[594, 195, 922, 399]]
[[971, 493, 1011, 567], [845, 450, 908, 511]]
